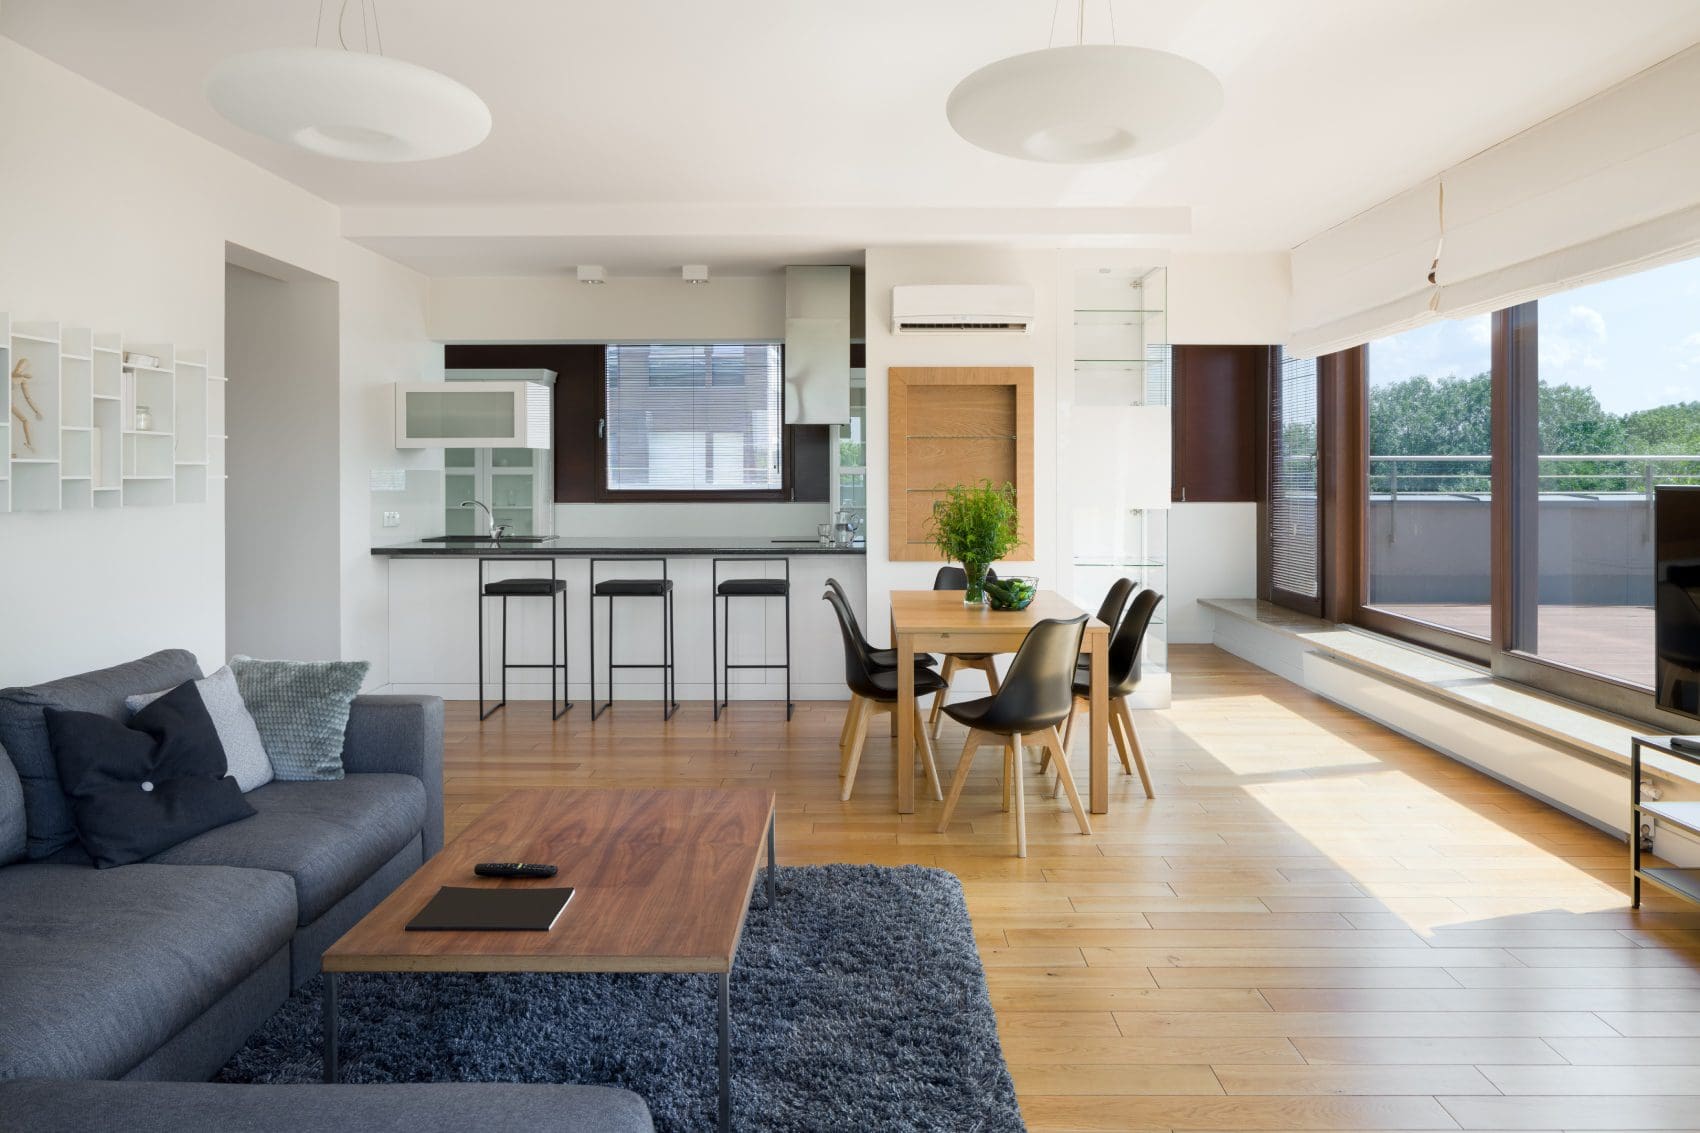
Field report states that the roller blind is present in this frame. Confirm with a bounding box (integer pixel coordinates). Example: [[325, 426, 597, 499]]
[[1270, 351, 1320, 599], [604, 344, 783, 492], [1288, 43, 1700, 358]]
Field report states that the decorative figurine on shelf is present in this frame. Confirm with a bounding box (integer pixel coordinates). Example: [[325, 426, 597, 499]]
[[10, 357, 43, 454]]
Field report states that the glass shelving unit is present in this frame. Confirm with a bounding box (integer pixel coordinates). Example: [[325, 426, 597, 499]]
[[1058, 259, 1171, 706]]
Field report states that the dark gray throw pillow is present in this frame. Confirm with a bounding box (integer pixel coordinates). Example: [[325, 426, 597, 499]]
[[44, 681, 256, 868], [229, 657, 369, 781]]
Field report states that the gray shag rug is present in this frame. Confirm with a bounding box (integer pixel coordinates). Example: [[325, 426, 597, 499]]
[[218, 864, 1024, 1133]]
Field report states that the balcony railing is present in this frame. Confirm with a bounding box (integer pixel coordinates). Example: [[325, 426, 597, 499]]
[[1366, 453, 1700, 499]]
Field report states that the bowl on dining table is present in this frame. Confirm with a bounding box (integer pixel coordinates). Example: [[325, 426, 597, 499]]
[[984, 575, 1037, 611]]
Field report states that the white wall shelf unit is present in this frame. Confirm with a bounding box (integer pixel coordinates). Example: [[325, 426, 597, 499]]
[[3, 312, 221, 513], [1057, 259, 1171, 707]]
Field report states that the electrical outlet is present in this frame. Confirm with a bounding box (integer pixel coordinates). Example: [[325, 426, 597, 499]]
[[382, 511, 402, 528]]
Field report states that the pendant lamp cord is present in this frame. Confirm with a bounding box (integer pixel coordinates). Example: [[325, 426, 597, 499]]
[[1427, 179, 1446, 312], [1107, 0, 1118, 44], [331, 0, 383, 55], [313, 0, 325, 46], [1047, 0, 1062, 48], [1077, 0, 1087, 44]]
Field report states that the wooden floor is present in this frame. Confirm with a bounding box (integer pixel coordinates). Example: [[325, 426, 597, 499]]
[[443, 645, 1700, 1132]]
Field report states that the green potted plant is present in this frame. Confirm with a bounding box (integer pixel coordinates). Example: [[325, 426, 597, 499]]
[[927, 479, 1021, 604]]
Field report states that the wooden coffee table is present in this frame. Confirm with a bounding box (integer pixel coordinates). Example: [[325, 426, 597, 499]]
[[321, 787, 778, 1133]]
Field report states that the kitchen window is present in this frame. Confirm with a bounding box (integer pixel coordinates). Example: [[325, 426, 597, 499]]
[[603, 344, 784, 496]]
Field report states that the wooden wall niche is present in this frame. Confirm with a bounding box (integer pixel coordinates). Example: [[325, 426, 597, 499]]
[[887, 366, 1034, 562]]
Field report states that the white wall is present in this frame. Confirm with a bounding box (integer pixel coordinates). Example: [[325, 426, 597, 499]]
[[0, 35, 435, 687], [226, 264, 342, 659], [1168, 252, 1291, 345], [336, 245, 441, 688], [862, 246, 1061, 668], [428, 275, 786, 343], [1168, 502, 1258, 643]]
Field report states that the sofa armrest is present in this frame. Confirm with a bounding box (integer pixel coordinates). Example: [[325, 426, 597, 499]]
[[341, 695, 444, 858]]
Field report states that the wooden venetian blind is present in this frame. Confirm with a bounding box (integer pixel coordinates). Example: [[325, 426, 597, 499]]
[[887, 366, 1034, 562], [1270, 350, 1321, 599]]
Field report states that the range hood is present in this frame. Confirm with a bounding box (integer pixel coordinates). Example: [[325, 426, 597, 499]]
[[783, 266, 851, 425]]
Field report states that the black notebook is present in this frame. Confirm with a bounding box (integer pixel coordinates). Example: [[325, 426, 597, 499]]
[[405, 886, 574, 932]]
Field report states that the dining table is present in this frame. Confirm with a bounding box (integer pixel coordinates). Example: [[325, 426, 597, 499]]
[[889, 588, 1113, 814]]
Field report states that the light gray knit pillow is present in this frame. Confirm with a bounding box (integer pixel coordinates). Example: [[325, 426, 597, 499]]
[[126, 666, 274, 792], [228, 657, 369, 782]]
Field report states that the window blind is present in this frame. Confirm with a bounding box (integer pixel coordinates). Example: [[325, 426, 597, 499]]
[[1271, 351, 1320, 599], [604, 344, 783, 492]]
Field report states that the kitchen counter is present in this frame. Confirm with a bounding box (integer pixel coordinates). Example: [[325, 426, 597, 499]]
[[372, 536, 866, 557]]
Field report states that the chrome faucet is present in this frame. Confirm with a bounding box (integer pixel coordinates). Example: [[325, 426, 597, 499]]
[[460, 499, 509, 541]]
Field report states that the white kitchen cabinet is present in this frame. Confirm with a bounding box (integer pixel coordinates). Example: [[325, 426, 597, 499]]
[[395, 380, 552, 448]]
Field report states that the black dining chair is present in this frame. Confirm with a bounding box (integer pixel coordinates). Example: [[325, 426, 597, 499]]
[[1070, 575, 1137, 686], [926, 564, 1004, 738], [1044, 589, 1163, 800], [934, 615, 1092, 857], [823, 588, 948, 804], [823, 577, 938, 750]]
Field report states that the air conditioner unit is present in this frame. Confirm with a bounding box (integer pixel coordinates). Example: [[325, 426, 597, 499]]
[[891, 284, 1035, 335]]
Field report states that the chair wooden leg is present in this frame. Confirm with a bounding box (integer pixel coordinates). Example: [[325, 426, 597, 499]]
[[978, 657, 1001, 694], [1041, 697, 1081, 775], [838, 693, 857, 749], [840, 700, 874, 802], [1109, 701, 1135, 775], [928, 656, 958, 738], [1046, 726, 1092, 835], [936, 729, 982, 833], [1001, 743, 1014, 812], [913, 701, 944, 802], [1116, 697, 1155, 799], [1010, 729, 1027, 858], [839, 695, 866, 776]]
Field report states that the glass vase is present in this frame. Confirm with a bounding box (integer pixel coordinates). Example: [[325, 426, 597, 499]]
[[963, 560, 989, 605]]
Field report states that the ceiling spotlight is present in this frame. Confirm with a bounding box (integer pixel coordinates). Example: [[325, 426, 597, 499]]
[[683, 265, 710, 285], [947, 4, 1221, 163], [205, 1, 490, 163], [576, 265, 606, 285]]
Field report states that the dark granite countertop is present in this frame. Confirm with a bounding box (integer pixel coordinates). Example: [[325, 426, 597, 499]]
[[372, 536, 867, 557]]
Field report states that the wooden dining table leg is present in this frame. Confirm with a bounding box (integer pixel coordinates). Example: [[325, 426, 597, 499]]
[[896, 626, 917, 813], [1090, 637, 1109, 814]]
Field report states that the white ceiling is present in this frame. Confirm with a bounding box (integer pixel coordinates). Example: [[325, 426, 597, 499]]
[[5, 0, 1700, 275]]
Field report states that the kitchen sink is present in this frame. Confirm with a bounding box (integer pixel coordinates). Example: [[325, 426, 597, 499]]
[[420, 535, 554, 543]]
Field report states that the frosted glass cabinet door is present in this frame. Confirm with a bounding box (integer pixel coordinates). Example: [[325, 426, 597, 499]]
[[395, 382, 551, 448]]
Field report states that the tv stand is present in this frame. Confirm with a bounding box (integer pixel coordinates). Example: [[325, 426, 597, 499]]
[[1631, 735, 1700, 908]]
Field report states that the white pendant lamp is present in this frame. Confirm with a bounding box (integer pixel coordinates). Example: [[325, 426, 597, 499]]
[[205, 3, 489, 163], [947, 3, 1222, 163]]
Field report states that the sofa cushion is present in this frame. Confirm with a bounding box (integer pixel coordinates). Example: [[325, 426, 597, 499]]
[[0, 862, 296, 1081], [0, 743, 23, 866], [0, 1080, 655, 1133], [147, 774, 426, 925], [127, 667, 274, 792], [0, 650, 203, 860], [230, 657, 369, 782], [45, 683, 257, 869]]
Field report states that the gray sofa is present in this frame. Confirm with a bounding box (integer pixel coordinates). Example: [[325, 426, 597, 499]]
[[0, 650, 652, 1132]]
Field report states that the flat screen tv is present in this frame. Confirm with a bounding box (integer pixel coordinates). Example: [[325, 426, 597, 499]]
[[1656, 485, 1700, 718]]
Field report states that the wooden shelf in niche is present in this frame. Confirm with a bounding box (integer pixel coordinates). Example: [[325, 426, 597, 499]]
[[887, 366, 1033, 563]]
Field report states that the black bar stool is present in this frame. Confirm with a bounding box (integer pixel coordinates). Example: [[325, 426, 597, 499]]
[[711, 557, 792, 722], [589, 557, 677, 721], [477, 557, 570, 721]]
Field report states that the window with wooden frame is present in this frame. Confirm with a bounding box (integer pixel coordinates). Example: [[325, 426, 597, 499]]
[[1305, 250, 1700, 727], [1264, 349, 1323, 614], [887, 366, 1034, 562]]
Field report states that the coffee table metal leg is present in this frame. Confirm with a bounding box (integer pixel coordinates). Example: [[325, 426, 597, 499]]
[[717, 970, 731, 1133], [766, 813, 777, 909], [322, 971, 338, 1083]]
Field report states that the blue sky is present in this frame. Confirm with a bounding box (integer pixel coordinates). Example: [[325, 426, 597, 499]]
[[1367, 254, 1700, 415]]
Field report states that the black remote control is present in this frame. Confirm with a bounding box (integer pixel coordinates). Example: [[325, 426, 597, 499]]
[[474, 862, 558, 879]]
